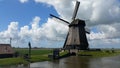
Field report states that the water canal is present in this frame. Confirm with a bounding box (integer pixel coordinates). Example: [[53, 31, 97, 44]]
[[1, 55, 120, 68]]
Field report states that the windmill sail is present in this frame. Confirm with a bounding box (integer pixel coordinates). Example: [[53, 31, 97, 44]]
[[50, 14, 70, 24], [72, 1, 80, 20]]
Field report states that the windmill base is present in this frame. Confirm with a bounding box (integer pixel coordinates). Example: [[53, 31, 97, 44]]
[[64, 45, 88, 50], [69, 49, 78, 55]]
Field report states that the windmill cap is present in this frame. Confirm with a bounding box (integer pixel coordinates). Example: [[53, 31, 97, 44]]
[[69, 19, 86, 26]]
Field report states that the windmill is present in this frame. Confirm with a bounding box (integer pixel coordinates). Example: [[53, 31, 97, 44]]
[[50, 1, 90, 50]]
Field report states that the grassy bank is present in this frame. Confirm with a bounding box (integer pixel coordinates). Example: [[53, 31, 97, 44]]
[[78, 49, 120, 57], [0, 48, 52, 66], [60, 49, 120, 58], [0, 58, 28, 66], [0, 48, 120, 66]]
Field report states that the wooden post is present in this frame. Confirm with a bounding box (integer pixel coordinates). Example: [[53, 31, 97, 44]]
[[28, 42, 31, 59]]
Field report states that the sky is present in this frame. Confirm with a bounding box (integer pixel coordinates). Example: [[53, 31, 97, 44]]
[[0, 0, 120, 48]]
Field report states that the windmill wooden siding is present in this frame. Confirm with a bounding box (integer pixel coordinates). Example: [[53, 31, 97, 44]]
[[63, 19, 89, 50], [0, 44, 14, 58]]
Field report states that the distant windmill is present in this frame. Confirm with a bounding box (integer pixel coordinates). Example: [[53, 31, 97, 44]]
[[50, 1, 90, 50]]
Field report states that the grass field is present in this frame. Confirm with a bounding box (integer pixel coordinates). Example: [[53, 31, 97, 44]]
[[14, 48, 52, 55], [0, 48, 53, 66]]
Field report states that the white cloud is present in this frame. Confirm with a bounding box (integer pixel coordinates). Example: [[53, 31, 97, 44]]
[[88, 32, 105, 40], [0, 22, 19, 38], [19, 25, 30, 38], [0, 16, 68, 47], [89, 38, 120, 48], [19, 0, 29, 3], [34, 0, 120, 25], [97, 23, 120, 39], [41, 18, 68, 41], [0, 22, 19, 44], [29, 17, 68, 47], [31, 16, 40, 30]]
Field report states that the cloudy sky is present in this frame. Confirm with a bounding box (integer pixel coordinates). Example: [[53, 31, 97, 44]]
[[0, 0, 120, 48]]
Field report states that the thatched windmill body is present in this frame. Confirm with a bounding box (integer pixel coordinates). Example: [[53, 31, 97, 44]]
[[50, 1, 90, 50]]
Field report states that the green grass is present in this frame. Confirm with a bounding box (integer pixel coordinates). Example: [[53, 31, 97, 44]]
[[0, 48, 52, 66], [0, 58, 28, 66], [14, 48, 52, 62], [30, 55, 50, 62], [60, 51, 68, 56], [14, 48, 52, 55], [78, 50, 120, 58], [59, 49, 120, 58]]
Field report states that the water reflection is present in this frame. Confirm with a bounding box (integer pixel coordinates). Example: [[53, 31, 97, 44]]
[[1, 64, 29, 68], [63, 56, 90, 68], [89, 56, 120, 68], [30, 56, 120, 68], [1, 56, 120, 68]]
